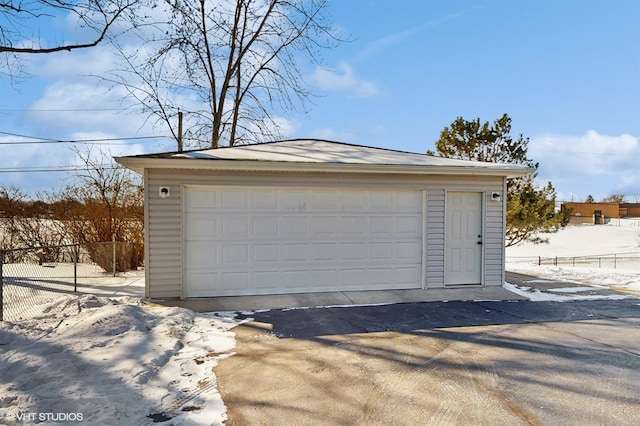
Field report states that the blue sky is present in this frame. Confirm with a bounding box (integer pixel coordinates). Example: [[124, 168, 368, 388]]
[[1, 0, 639, 201]]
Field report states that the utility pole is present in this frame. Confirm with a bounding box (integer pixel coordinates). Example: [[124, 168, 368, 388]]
[[177, 111, 183, 151]]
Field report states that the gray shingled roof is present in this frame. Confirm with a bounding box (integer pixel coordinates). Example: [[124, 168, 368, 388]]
[[115, 139, 531, 177]]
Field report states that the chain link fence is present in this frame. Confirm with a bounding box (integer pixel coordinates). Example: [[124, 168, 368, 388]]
[[507, 252, 640, 270], [1, 242, 141, 322], [535, 253, 640, 269]]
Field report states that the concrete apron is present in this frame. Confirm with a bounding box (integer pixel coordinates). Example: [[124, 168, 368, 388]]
[[149, 286, 526, 312], [216, 305, 640, 426], [213, 290, 640, 425]]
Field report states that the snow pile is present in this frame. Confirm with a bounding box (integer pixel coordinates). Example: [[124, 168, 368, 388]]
[[0, 295, 242, 425], [503, 281, 633, 302], [506, 223, 640, 294], [1, 265, 145, 322]]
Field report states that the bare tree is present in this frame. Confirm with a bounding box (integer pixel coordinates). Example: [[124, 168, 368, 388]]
[[60, 146, 144, 270], [1, 0, 137, 76], [0, 186, 68, 261], [106, 0, 342, 149], [0, 151, 144, 270], [601, 193, 626, 203]]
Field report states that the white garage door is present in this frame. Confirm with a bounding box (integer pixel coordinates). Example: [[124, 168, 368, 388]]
[[184, 186, 423, 297]]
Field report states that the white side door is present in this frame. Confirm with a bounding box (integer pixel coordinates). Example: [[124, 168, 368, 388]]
[[445, 191, 483, 286]]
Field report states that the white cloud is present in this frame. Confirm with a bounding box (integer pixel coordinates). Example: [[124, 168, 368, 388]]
[[309, 127, 357, 142], [530, 130, 640, 200], [309, 62, 381, 98], [25, 80, 176, 147], [37, 45, 117, 78], [0, 135, 72, 192], [270, 117, 298, 139]]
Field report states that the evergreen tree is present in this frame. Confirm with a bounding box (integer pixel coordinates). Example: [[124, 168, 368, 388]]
[[430, 114, 569, 246]]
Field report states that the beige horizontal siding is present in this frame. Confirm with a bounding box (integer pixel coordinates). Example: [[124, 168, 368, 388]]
[[147, 170, 182, 298], [483, 185, 506, 286], [425, 189, 445, 289]]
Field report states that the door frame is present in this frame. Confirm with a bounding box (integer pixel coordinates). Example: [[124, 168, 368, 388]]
[[443, 190, 485, 287]]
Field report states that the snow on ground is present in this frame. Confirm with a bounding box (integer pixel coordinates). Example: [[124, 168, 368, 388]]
[[0, 295, 247, 425], [507, 219, 640, 258], [2, 221, 639, 424], [1, 264, 145, 321], [502, 281, 634, 302], [506, 220, 640, 299]]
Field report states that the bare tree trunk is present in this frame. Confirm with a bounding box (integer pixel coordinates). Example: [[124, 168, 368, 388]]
[[104, 0, 341, 149]]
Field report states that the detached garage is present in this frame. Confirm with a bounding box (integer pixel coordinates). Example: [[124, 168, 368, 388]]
[[115, 139, 529, 299]]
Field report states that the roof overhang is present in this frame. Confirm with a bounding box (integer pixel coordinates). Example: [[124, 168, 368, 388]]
[[114, 156, 532, 179]]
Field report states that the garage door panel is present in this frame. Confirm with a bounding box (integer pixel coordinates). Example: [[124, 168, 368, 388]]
[[341, 243, 367, 261], [187, 273, 217, 297], [310, 269, 339, 287], [280, 216, 308, 236], [340, 216, 368, 235], [253, 216, 279, 237], [254, 244, 279, 262], [396, 266, 422, 283], [341, 191, 367, 210], [370, 268, 393, 286], [370, 242, 393, 259], [253, 271, 280, 290], [397, 242, 421, 259], [369, 191, 393, 209], [252, 190, 278, 209], [186, 214, 218, 238], [187, 188, 217, 209], [221, 216, 249, 237], [342, 268, 367, 287], [283, 270, 308, 290], [282, 244, 308, 261], [310, 216, 339, 235], [184, 187, 423, 297], [221, 272, 249, 290], [280, 190, 308, 210], [186, 242, 219, 267], [396, 215, 421, 233], [397, 191, 422, 209], [221, 244, 249, 263], [370, 216, 393, 234], [310, 243, 339, 261], [221, 189, 248, 209], [310, 190, 338, 210]]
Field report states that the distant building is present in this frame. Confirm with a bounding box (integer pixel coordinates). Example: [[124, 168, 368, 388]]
[[561, 202, 640, 224], [620, 203, 640, 218]]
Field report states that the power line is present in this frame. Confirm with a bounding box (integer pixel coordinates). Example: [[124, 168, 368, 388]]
[[0, 130, 171, 145], [0, 138, 162, 146], [0, 166, 120, 173], [0, 108, 126, 112]]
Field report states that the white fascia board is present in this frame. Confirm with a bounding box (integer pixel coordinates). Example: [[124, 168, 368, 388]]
[[114, 157, 532, 178]]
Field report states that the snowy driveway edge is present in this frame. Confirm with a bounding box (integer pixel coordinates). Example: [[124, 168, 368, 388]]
[[0, 295, 247, 425]]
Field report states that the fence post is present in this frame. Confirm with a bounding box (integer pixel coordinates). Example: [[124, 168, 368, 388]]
[[538, 256, 541, 266], [614, 254, 617, 269], [0, 249, 4, 321], [73, 243, 78, 293], [112, 235, 117, 277]]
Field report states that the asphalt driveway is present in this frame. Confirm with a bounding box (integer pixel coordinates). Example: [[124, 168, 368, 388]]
[[215, 297, 640, 425]]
